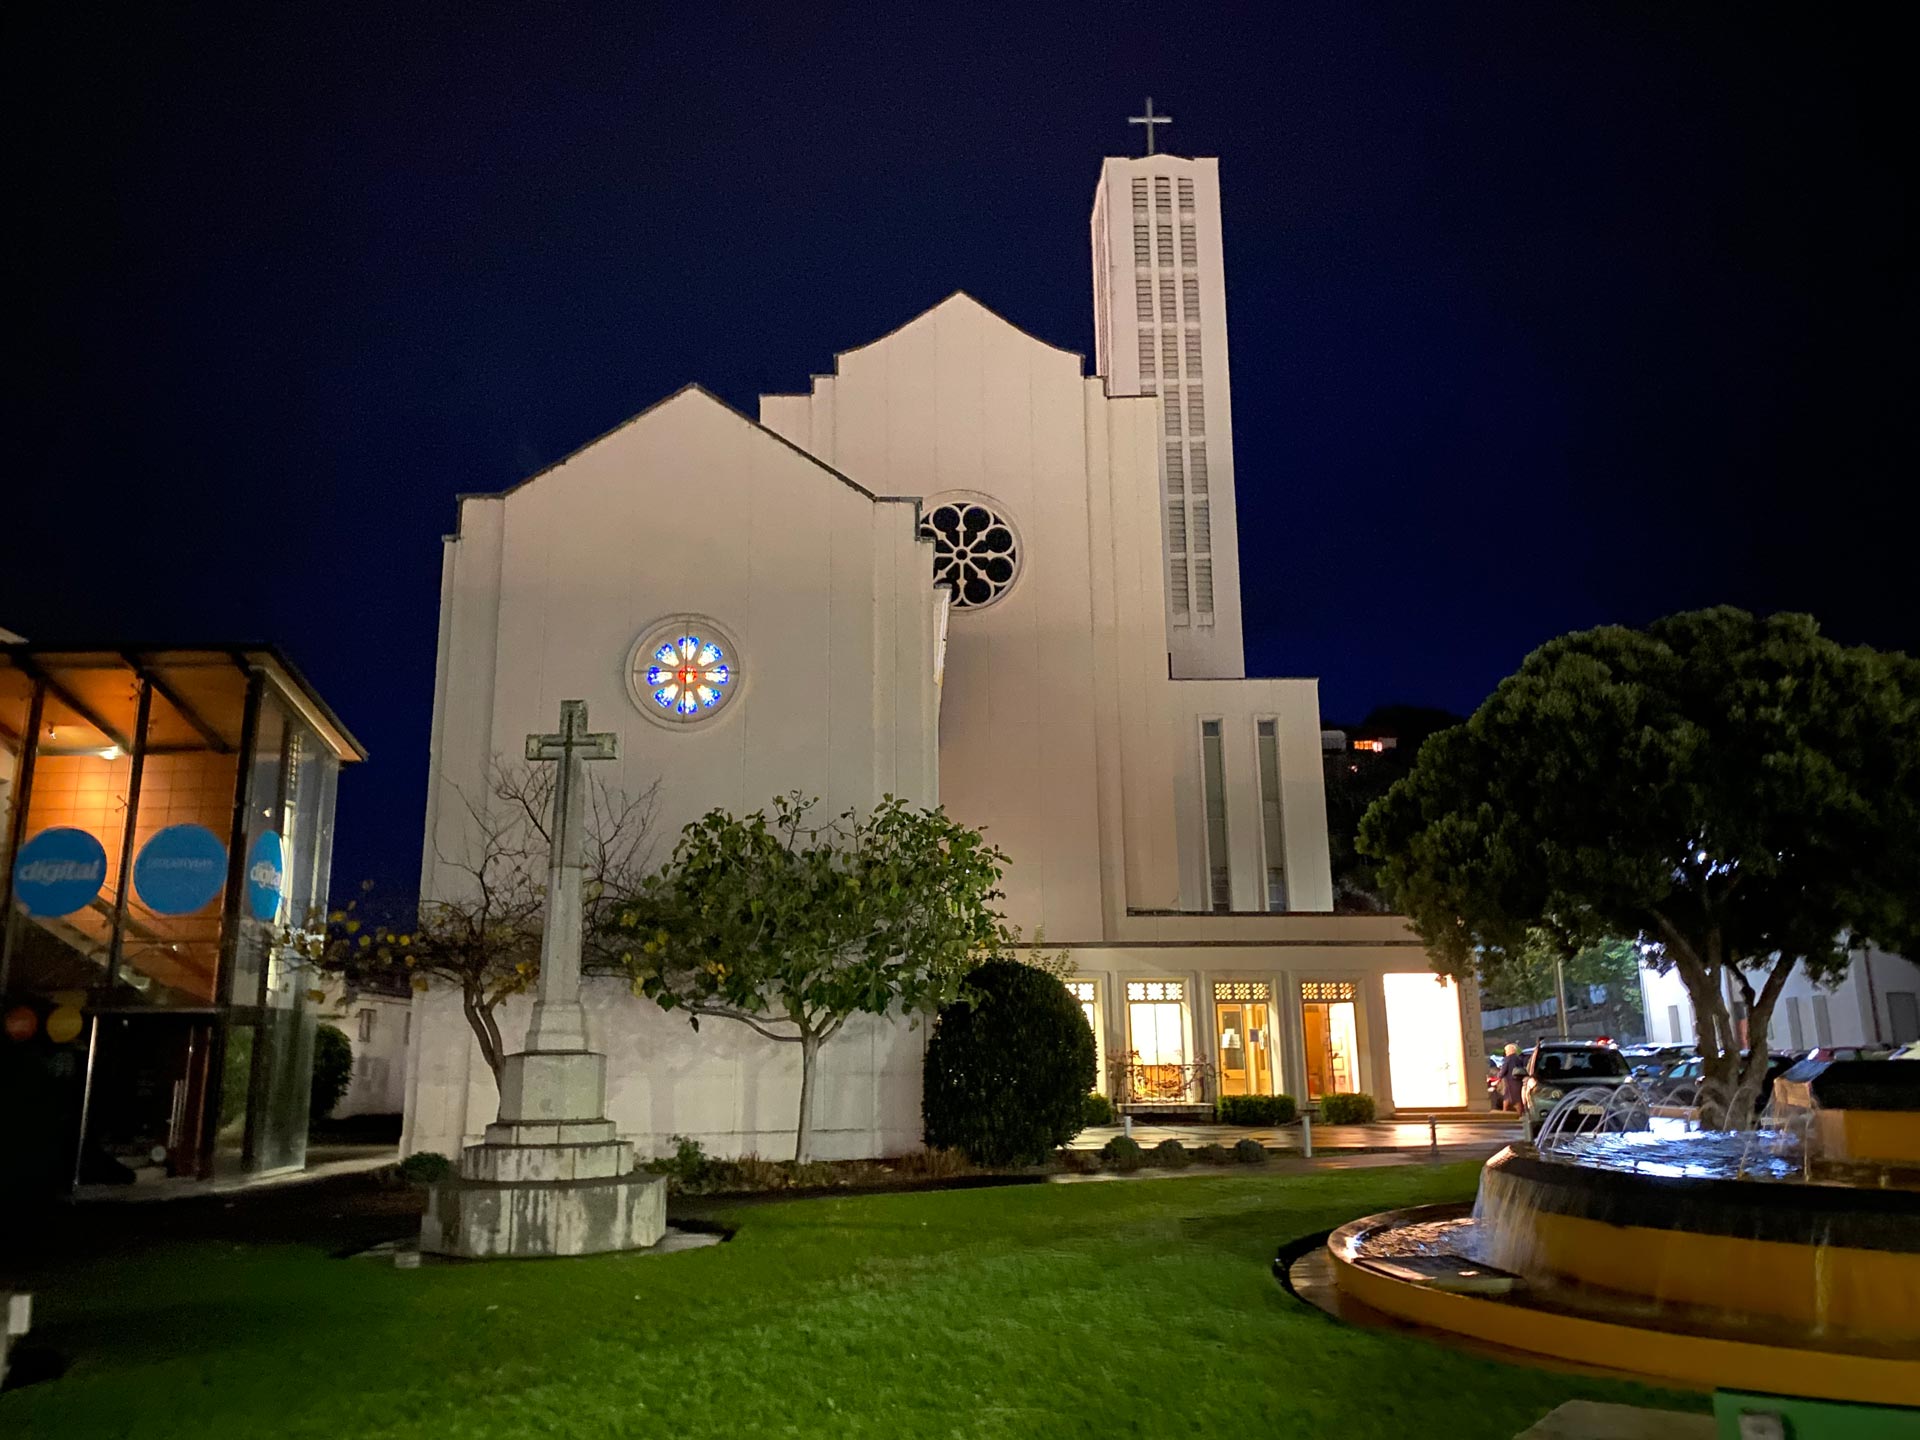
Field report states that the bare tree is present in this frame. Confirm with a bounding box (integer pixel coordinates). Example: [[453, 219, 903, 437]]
[[296, 760, 658, 1083]]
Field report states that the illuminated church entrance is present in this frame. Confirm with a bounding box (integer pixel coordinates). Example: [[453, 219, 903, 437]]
[[1301, 981, 1359, 1101], [1214, 982, 1275, 1097]]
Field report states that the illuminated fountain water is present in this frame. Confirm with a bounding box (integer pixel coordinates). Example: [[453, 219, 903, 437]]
[[1320, 1062, 1920, 1406]]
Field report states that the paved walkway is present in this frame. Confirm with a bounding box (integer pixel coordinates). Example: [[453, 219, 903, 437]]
[[1068, 1117, 1522, 1153], [69, 1144, 398, 1204]]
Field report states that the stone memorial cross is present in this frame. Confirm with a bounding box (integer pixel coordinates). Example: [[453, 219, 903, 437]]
[[521, 698, 618, 1053]]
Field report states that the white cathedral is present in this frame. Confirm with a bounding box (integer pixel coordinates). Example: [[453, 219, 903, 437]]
[[401, 144, 1488, 1162]]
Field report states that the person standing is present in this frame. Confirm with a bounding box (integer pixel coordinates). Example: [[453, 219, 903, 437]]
[[1499, 1043, 1526, 1112]]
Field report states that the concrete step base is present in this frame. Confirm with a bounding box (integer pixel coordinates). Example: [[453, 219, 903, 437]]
[[421, 1169, 667, 1259]]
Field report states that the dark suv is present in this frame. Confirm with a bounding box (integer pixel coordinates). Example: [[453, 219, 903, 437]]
[[1520, 1042, 1633, 1139]]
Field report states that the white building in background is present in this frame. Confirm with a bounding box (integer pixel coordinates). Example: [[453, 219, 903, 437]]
[[317, 986, 411, 1117], [1640, 946, 1920, 1053], [401, 138, 1486, 1164]]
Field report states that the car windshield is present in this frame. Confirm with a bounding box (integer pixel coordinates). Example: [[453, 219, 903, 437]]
[[1534, 1048, 1629, 1079]]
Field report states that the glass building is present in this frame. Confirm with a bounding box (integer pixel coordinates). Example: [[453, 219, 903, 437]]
[[0, 644, 364, 1195]]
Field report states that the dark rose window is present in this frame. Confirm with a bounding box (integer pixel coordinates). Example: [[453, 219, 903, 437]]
[[919, 496, 1021, 609]]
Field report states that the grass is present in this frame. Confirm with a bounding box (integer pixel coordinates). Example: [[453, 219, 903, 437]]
[[2, 1162, 1700, 1438]]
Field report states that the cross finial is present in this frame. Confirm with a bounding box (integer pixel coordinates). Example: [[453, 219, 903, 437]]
[[1128, 97, 1172, 156]]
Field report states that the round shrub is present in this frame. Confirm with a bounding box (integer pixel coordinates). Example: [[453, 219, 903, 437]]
[[1318, 1092, 1377, 1125], [1082, 1092, 1116, 1128], [1233, 1137, 1268, 1164], [397, 1151, 453, 1185], [1217, 1094, 1298, 1126], [1101, 1135, 1146, 1171], [923, 960, 1098, 1165], [310, 1023, 353, 1124], [1150, 1139, 1191, 1168], [1056, 1147, 1100, 1174], [1195, 1142, 1232, 1165]]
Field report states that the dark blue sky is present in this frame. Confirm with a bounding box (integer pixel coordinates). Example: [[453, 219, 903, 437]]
[[8, 6, 1910, 897]]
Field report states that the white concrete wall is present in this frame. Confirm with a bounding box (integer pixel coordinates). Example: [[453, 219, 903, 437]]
[[324, 993, 410, 1117], [406, 979, 925, 1161], [405, 386, 940, 1159], [1640, 946, 1920, 1051]]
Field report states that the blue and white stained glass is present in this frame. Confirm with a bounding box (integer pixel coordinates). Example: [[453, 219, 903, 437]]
[[636, 630, 733, 721]]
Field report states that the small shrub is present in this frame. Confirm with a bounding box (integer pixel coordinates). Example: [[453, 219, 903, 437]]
[[648, 1134, 718, 1191], [1150, 1138, 1191, 1168], [1101, 1135, 1146, 1171], [1233, 1138, 1268, 1164], [892, 1146, 972, 1180], [1216, 1094, 1298, 1126], [310, 1023, 354, 1125], [1195, 1142, 1232, 1165], [1055, 1147, 1100, 1174], [1319, 1093, 1377, 1125], [924, 961, 1099, 1165], [1082, 1092, 1116, 1127], [397, 1151, 453, 1185]]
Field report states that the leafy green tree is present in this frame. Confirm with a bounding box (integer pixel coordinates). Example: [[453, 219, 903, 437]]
[[1478, 930, 1643, 1040], [309, 1022, 354, 1124], [1360, 608, 1920, 1122], [610, 794, 1010, 1162]]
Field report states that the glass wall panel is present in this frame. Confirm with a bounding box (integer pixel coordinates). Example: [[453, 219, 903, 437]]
[[1382, 972, 1467, 1109]]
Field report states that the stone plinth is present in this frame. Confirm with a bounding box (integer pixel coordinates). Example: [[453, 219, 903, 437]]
[[422, 1167, 666, 1259]]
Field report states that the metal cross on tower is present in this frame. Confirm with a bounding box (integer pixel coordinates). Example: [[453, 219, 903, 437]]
[[1129, 97, 1172, 155], [521, 698, 618, 1051]]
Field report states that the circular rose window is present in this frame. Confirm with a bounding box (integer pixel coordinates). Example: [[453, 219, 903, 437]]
[[919, 494, 1021, 609], [626, 618, 741, 725]]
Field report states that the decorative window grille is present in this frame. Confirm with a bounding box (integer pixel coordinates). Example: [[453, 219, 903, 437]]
[[1167, 502, 1187, 552], [919, 495, 1021, 609], [1201, 719, 1231, 910], [1127, 980, 1185, 1003], [1257, 719, 1287, 912], [1187, 388, 1206, 430], [1067, 980, 1096, 1003], [1191, 500, 1211, 553], [1214, 981, 1271, 1002], [1135, 276, 1154, 320], [1164, 443, 1184, 488], [1189, 443, 1209, 493], [1180, 222, 1197, 265], [1194, 558, 1215, 617], [1302, 981, 1357, 1003]]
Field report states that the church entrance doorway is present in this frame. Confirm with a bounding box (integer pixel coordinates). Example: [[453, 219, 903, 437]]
[[1214, 982, 1275, 1097], [1301, 981, 1359, 1101]]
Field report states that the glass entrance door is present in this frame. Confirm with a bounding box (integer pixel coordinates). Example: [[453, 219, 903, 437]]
[[1217, 1001, 1274, 1096], [1301, 981, 1359, 1100]]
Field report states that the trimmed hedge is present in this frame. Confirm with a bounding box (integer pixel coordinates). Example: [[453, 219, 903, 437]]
[[1195, 1142, 1232, 1165], [1318, 1092, 1377, 1125], [1233, 1137, 1268, 1164], [923, 961, 1098, 1165], [1150, 1139, 1191, 1168], [1082, 1092, 1116, 1128], [1216, 1094, 1298, 1126], [1101, 1135, 1146, 1171], [310, 1023, 353, 1125]]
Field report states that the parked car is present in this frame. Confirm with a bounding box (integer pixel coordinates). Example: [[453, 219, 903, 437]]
[[1806, 1045, 1894, 1062], [1623, 1043, 1691, 1082], [1520, 1042, 1634, 1139], [1649, 1051, 1801, 1117]]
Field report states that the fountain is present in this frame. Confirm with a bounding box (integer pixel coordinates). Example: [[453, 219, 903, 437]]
[[1317, 1059, 1920, 1407]]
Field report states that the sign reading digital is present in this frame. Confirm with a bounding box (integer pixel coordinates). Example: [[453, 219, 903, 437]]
[[12, 827, 108, 917], [247, 831, 286, 922], [133, 824, 228, 916]]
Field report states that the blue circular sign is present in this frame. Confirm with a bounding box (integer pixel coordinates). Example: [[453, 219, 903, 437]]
[[247, 831, 286, 922], [133, 824, 228, 916], [12, 827, 108, 917]]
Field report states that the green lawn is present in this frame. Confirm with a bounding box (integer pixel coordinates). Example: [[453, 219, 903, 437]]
[[3, 1162, 1699, 1438]]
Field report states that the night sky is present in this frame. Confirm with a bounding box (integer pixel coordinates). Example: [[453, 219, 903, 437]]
[[8, 6, 1910, 898]]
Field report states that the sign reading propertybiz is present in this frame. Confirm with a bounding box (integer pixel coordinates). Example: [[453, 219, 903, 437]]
[[133, 824, 229, 915]]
